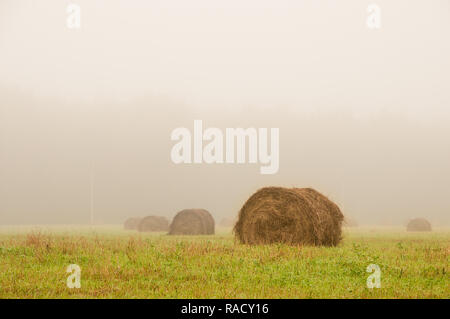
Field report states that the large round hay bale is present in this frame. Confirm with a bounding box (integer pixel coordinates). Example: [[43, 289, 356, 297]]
[[169, 209, 215, 235], [234, 187, 344, 246], [138, 216, 169, 232], [123, 217, 141, 230], [406, 218, 432, 232]]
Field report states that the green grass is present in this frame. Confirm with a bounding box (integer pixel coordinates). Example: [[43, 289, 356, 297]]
[[0, 226, 448, 298]]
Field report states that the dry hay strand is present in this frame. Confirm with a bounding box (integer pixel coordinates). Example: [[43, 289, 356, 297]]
[[123, 217, 142, 230], [169, 209, 215, 235], [137, 216, 169, 232], [406, 218, 432, 232], [234, 187, 344, 246]]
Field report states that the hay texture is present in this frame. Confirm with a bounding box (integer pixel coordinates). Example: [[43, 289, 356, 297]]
[[123, 217, 142, 230], [137, 216, 169, 232], [406, 218, 432, 232], [169, 209, 215, 235], [234, 187, 344, 246]]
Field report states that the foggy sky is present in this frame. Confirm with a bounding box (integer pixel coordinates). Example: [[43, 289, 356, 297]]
[[1, 0, 449, 225]]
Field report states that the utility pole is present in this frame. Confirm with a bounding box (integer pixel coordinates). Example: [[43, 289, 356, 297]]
[[90, 160, 94, 225]]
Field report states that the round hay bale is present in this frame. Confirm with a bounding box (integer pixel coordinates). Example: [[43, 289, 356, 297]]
[[220, 217, 236, 228], [169, 209, 215, 235], [344, 216, 358, 227], [406, 218, 432, 232], [138, 216, 169, 232], [234, 187, 344, 246], [123, 217, 141, 230]]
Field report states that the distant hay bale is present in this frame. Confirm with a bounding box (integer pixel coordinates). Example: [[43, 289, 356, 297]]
[[123, 217, 141, 230], [344, 216, 359, 227], [169, 209, 215, 235], [220, 217, 236, 228], [137, 216, 169, 232], [234, 187, 344, 246], [406, 218, 432, 232]]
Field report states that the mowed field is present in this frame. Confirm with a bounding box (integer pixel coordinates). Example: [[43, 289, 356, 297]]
[[0, 226, 448, 298]]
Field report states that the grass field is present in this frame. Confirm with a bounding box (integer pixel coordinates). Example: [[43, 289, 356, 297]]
[[0, 226, 448, 298]]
